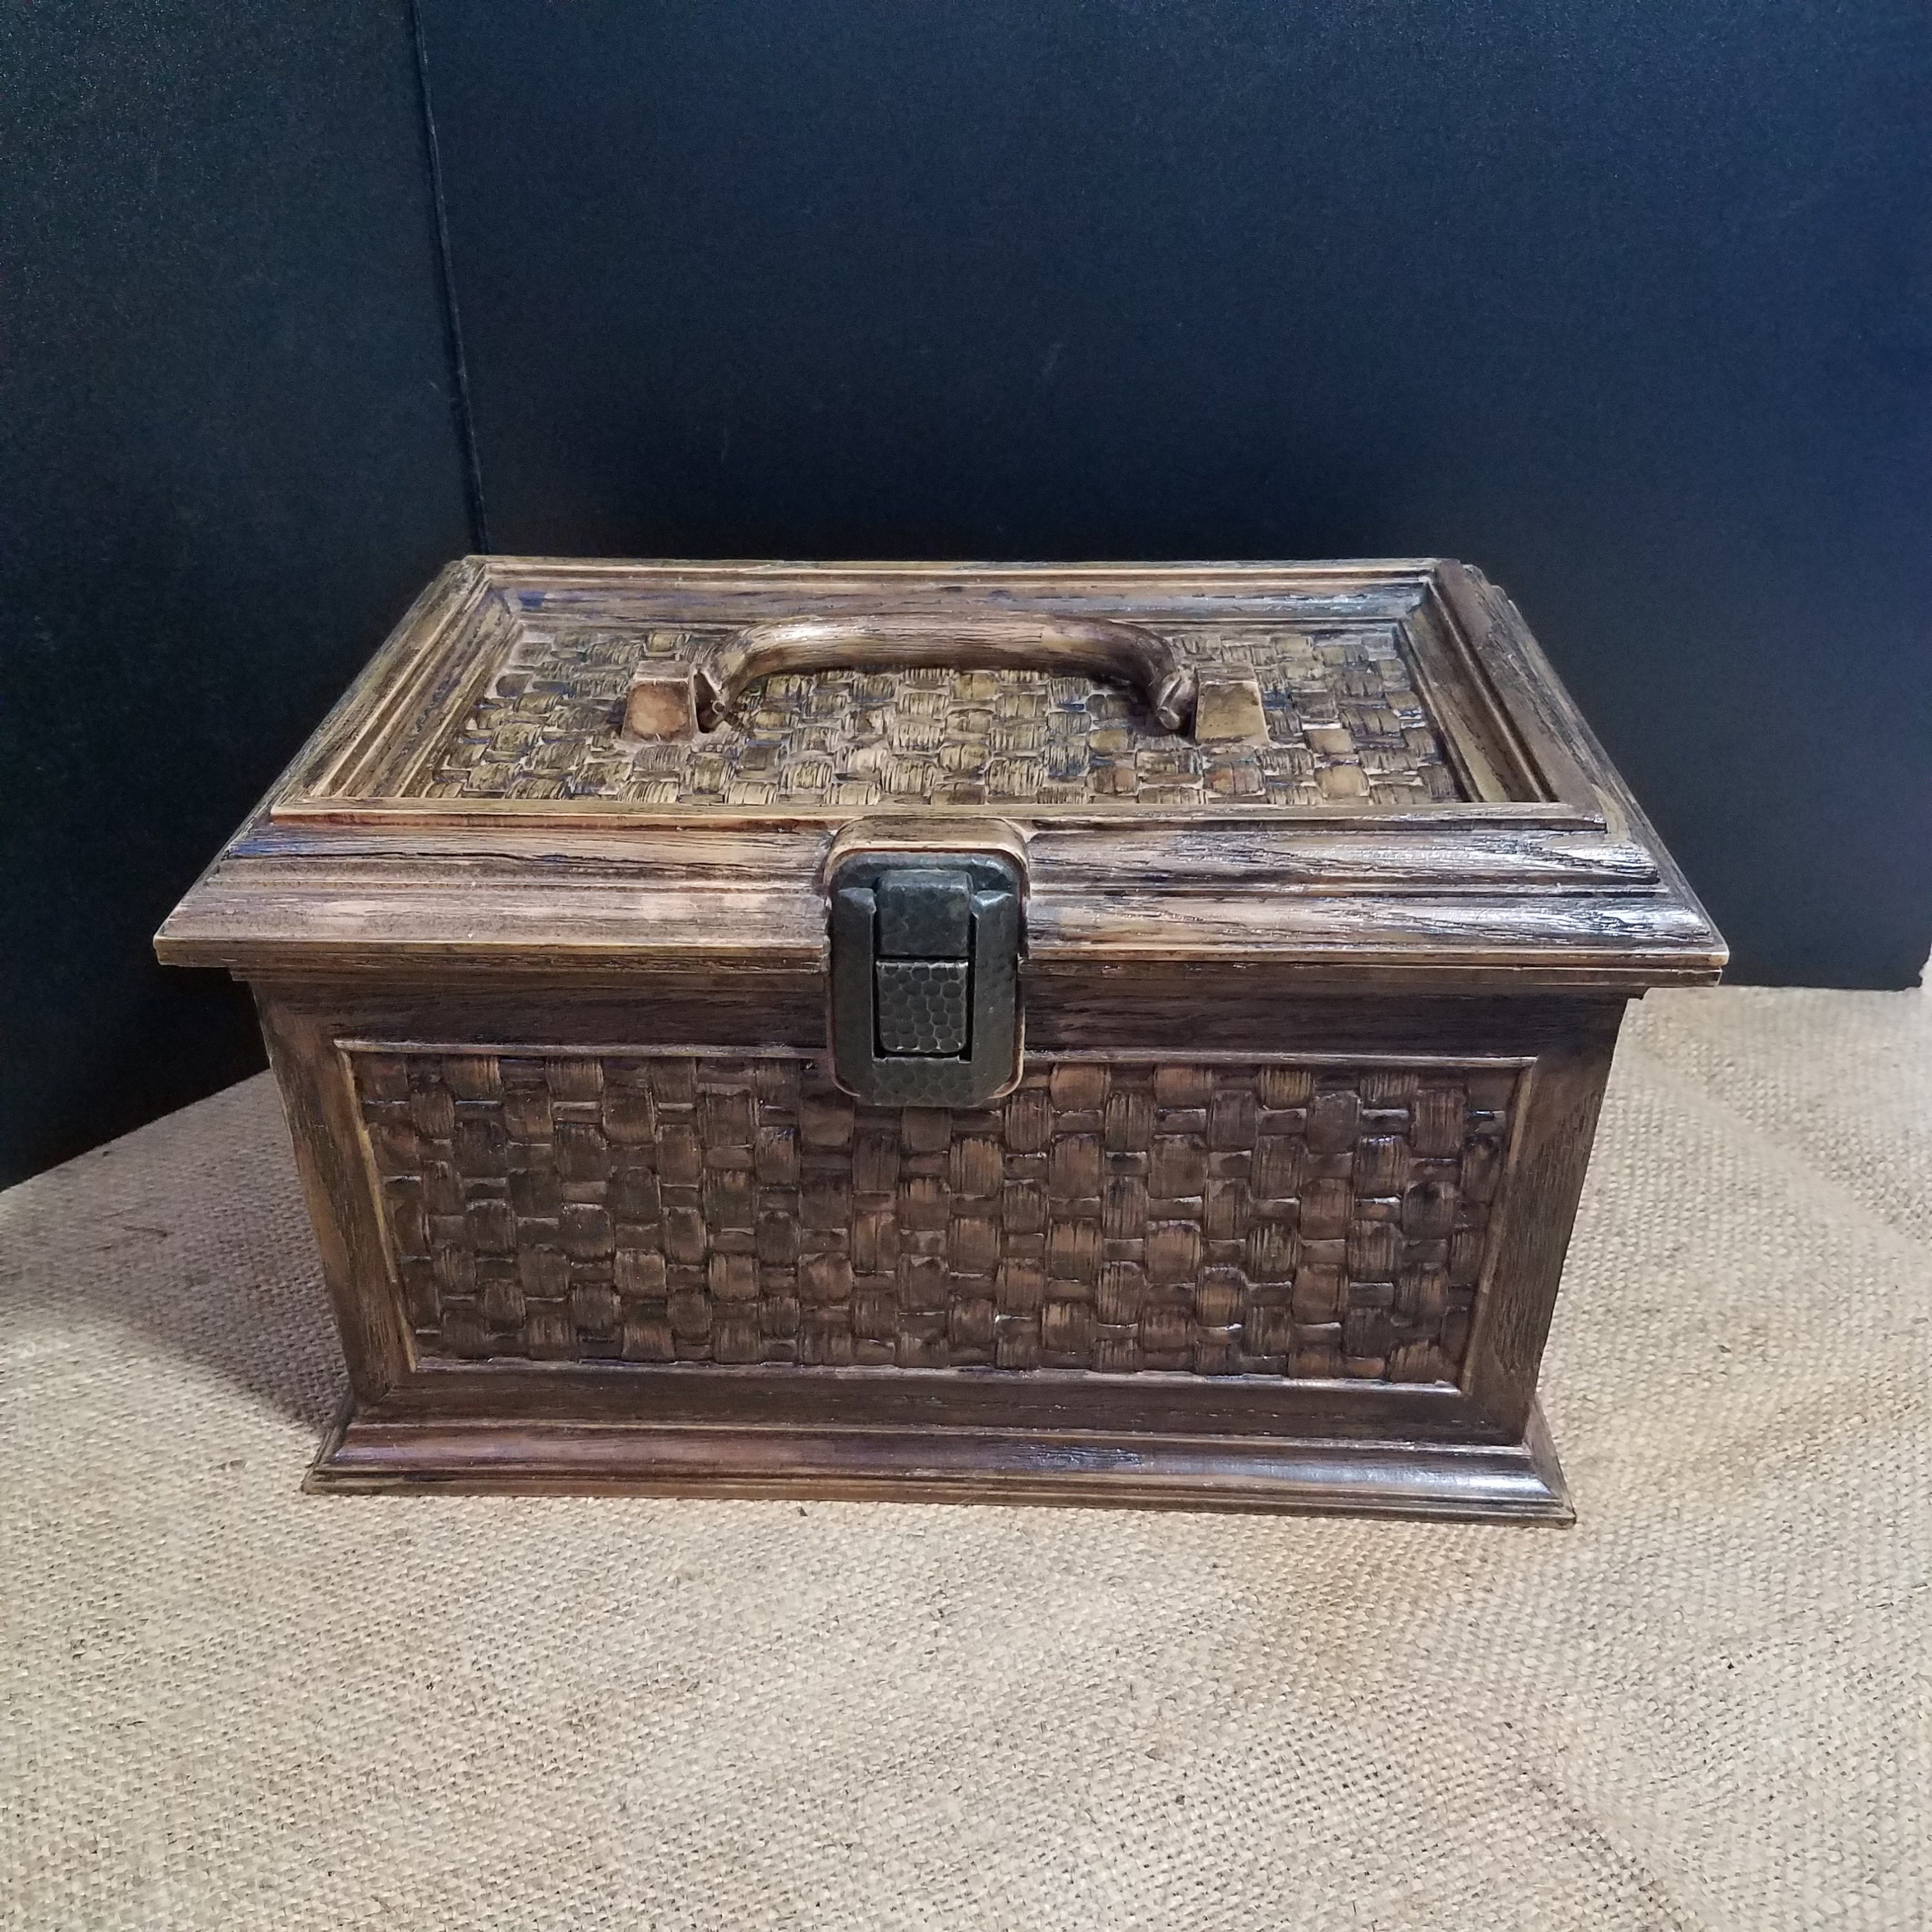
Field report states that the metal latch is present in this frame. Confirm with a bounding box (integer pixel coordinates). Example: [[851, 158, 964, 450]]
[[827, 851, 1024, 1108]]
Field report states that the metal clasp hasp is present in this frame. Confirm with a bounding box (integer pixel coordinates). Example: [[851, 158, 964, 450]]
[[825, 850, 1024, 1108]]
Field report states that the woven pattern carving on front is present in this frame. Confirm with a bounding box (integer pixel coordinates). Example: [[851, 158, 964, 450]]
[[419, 624, 1462, 808], [355, 1052, 1516, 1380]]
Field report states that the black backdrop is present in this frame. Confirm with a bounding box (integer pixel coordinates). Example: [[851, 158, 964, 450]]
[[4, 1, 1928, 1185]]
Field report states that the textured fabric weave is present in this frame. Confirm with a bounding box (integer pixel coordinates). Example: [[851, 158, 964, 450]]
[[4, 988, 1928, 1930]]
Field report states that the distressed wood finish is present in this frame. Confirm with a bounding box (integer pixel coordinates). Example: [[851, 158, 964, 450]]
[[160, 558, 1725, 1518]]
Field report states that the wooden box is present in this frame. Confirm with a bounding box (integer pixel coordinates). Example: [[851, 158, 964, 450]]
[[158, 558, 1723, 1518]]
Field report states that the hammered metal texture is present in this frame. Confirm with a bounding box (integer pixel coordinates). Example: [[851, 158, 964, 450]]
[[418, 623, 1463, 808], [875, 872, 973, 958], [355, 1050, 1517, 1380], [873, 961, 971, 1056]]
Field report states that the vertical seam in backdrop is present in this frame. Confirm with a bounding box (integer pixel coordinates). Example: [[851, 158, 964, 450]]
[[408, 0, 491, 554]]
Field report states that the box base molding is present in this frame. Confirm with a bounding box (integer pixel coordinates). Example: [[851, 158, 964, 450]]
[[305, 1398, 1574, 1522]]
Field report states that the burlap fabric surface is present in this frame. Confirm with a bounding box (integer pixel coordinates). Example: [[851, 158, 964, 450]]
[[5, 988, 1927, 1930]]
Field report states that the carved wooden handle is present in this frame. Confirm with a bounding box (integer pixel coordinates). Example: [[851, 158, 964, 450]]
[[624, 614, 1198, 738]]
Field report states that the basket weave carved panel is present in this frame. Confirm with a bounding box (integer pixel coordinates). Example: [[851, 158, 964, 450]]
[[420, 624, 1463, 810], [354, 1050, 1518, 1382]]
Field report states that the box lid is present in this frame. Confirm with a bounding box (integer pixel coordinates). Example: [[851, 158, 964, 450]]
[[157, 558, 1724, 990]]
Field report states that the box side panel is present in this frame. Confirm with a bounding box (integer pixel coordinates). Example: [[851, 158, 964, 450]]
[[253, 976, 1622, 1475], [254, 994, 415, 1403]]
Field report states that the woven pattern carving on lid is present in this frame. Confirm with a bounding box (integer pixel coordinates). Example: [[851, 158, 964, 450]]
[[419, 624, 1462, 808], [355, 1050, 1517, 1380]]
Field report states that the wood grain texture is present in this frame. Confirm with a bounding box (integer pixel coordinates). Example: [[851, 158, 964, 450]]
[[278, 558, 1537, 817], [255, 996, 414, 1403], [696, 612, 1198, 735], [160, 557, 1726, 1517], [306, 1396, 1574, 1522], [236, 973, 1613, 1513], [156, 560, 1723, 986]]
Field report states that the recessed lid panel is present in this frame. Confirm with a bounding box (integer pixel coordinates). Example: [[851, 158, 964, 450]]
[[279, 559, 1553, 823], [430, 619, 1459, 810]]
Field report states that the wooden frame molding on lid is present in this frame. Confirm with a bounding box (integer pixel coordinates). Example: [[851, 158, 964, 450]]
[[157, 560, 1723, 993], [269, 558, 1575, 827]]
